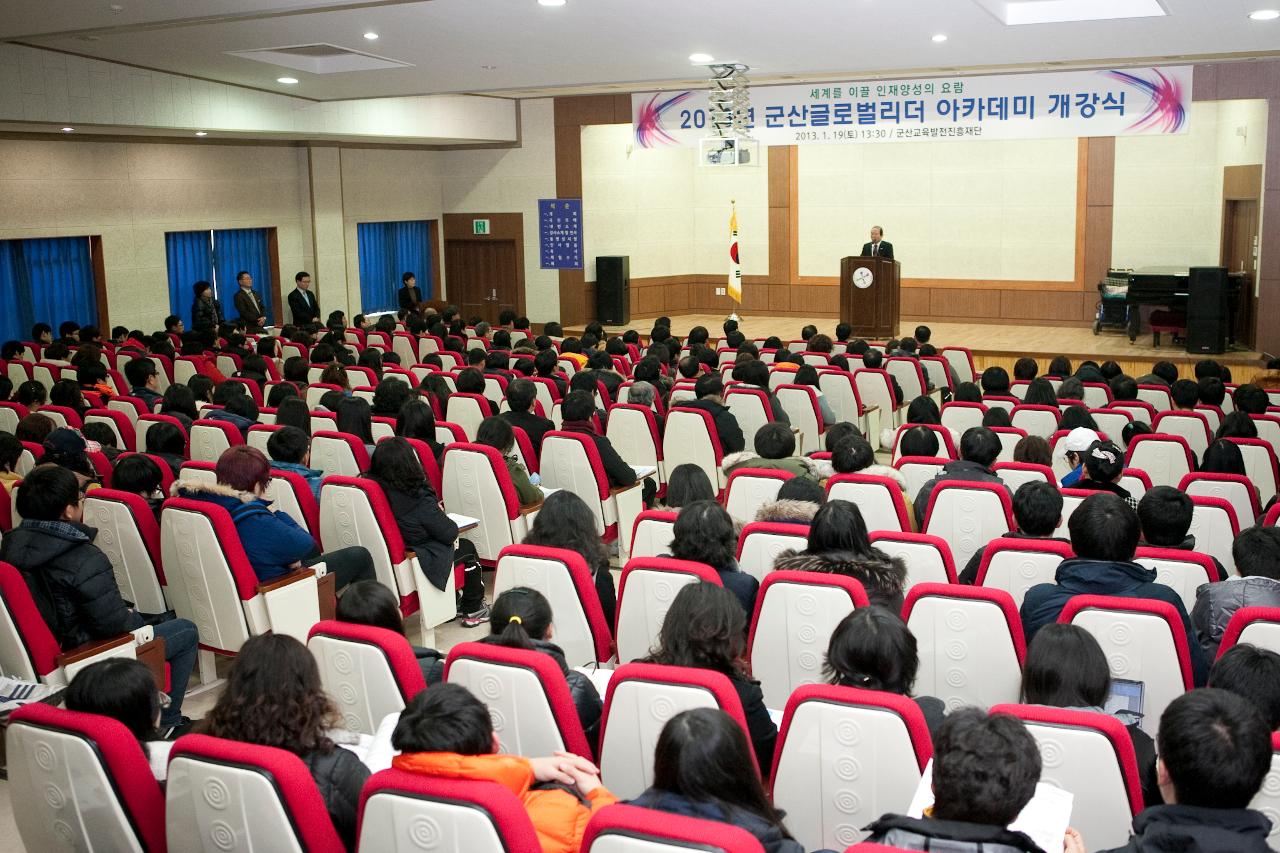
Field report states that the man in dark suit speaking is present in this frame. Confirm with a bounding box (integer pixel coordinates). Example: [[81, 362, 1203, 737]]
[[861, 226, 893, 260], [288, 271, 321, 325]]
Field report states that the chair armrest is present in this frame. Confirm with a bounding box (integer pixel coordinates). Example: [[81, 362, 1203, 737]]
[[609, 482, 642, 497], [57, 633, 135, 667], [257, 567, 316, 595], [517, 499, 545, 517]]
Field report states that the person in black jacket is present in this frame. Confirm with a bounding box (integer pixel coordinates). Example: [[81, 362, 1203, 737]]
[[644, 583, 777, 776], [523, 490, 616, 629], [1097, 689, 1273, 853], [288, 271, 321, 325], [628, 708, 803, 853], [336, 580, 446, 685], [364, 437, 488, 627], [677, 373, 745, 455], [479, 587, 603, 754], [204, 633, 370, 850], [190, 280, 223, 332], [0, 464, 198, 735], [397, 271, 423, 314], [500, 378, 555, 454], [558, 391, 637, 489]]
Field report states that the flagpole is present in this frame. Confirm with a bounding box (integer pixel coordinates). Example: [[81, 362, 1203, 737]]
[[727, 198, 742, 323]]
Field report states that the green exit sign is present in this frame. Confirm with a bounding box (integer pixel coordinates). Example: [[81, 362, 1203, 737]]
[[472, 219, 490, 235]]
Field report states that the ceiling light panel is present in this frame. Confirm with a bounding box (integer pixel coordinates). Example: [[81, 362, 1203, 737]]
[[230, 43, 412, 75], [972, 0, 1167, 25]]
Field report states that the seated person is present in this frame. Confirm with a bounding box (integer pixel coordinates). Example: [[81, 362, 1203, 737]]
[[176, 445, 375, 591], [1209, 643, 1280, 731], [865, 708, 1056, 853], [66, 658, 174, 781], [0, 464, 197, 736], [627, 708, 803, 852], [124, 357, 163, 409], [721, 422, 821, 483], [1020, 493, 1208, 685], [266, 425, 325, 501], [898, 424, 941, 459], [454, 367, 497, 415], [370, 379, 412, 418], [831, 433, 912, 513], [335, 397, 376, 457], [80, 421, 123, 462], [1057, 426, 1100, 487], [558, 391, 639, 490], [643, 583, 777, 775], [336, 579, 445, 685], [476, 416, 541, 507], [960, 481, 1067, 584], [111, 453, 166, 519], [586, 351, 623, 403], [667, 500, 758, 616], [754, 476, 825, 526], [145, 421, 187, 478], [1022, 624, 1159, 806], [1070, 439, 1136, 509], [202, 391, 258, 442], [658, 463, 717, 511], [523, 489, 617, 629], [204, 634, 370, 849], [0, 432, 22, 493], [824, 605, 946, 740], [733, 359, 790, 426], [391, 683, 616, 852], [395, 398, 444, 463], [500, 378, 555, 454], [622, 381, 664, 433], [775, 499, 907, 610], [1139, 486, 1227, 581], [1192, 525, 1280, 658], [679, 374, 746, 455], [863, 350, 903, 406], [364, 437, 487, 628], [1098, 689, 1272, 853], [914, 427, 1010, 528]]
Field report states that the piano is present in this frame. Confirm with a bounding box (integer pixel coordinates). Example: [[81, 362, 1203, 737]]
[[1118, 266, 1244, 345]]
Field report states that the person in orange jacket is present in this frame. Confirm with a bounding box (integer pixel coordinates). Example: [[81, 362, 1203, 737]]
[[392, 683, 617, 853]]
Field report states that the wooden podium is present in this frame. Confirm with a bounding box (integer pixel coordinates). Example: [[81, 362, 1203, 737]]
[[840, 255, 900, 339]]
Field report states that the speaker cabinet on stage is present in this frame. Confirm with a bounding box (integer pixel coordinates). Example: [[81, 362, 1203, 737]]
[[1186, 266, 1229, 355], [596, 256, 630, 325]]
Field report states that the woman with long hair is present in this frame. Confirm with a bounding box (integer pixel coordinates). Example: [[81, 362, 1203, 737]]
[[66, 658, 172, 780], [523, 489, 615, 627], [336, 579, 445, 684], [395, 398, 444, 462], [772, 500, 907, 610], [336, 396, 375, 455], [628, 708, 802, 852], [645, 583, 777, 774], [661, 463, 716, 510], [475, 416, 540, 507], [159, 383, 198, 430], [274, 396, 312, 436], [668, 500, 758, 616], [204, 633, 369, 849]]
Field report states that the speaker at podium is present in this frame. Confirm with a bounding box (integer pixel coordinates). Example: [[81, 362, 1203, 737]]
[[840, 254, 900, 339]]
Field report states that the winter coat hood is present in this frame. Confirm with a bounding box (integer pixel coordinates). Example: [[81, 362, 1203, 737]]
[[754, 499, 820, 525], [772, 546, 908, 608]]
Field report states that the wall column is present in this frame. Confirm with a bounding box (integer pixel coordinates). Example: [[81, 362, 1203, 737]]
[[306, 145, 351, 319]]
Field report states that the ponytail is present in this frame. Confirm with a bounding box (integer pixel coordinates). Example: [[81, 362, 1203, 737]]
[[489, 587, 553, 651]]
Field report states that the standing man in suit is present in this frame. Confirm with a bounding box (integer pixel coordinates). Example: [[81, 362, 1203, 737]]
[[288, 271, 321, 326], [397, 271, 422, 315], [861, 226, 894, 260], [233, 271, 267, 331]]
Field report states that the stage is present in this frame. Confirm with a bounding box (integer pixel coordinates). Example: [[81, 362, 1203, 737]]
[[586, 315, 1270, 384]]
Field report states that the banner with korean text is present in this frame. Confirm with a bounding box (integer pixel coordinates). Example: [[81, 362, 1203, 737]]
[[633, 66, 1191, 149]]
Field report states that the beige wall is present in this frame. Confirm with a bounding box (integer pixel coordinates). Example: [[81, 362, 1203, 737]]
[[0, 137, 310, 332], [1112, 99, 1268, 269]]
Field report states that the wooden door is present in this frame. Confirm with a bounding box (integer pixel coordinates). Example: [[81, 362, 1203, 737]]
[[444, 239, 519, 325], [1222, 199, 1259, 346]]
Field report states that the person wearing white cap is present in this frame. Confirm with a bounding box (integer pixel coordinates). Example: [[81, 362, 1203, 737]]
[[1058, 426, 1100, 487]]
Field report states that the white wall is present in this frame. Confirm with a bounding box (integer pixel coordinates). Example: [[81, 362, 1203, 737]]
[[798, 137, 1078, 280], [580, 123, 769, 281], [1112, 99, 1268, 269]]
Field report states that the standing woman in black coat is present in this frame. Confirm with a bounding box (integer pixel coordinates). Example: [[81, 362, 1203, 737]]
[[363, 437, 488, 627], [190, 281, 223, 332]]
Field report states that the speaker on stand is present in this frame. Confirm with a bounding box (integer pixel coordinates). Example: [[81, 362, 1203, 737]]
[[1185, 266, 1228, 355], [596, 255, 630, 326]]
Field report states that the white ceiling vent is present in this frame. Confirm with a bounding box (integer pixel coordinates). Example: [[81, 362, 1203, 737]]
[[227, 43, 412, 74], [971, 0, 1168, 25]]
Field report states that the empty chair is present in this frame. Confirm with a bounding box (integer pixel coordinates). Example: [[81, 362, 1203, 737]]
[[445, 641, 594, 760], [940, 402, 986, 436], [724, 468, 794, 524], [1133, 546, 1219, 612], [904, 584, 1025, 710], [1010, 404, 1060, 439], [975, 538, 1075, 609], [884, 358, 927, 405], [1180, 472, 1260, 528], [988, 704, 1142, 850], [358, 769, 543, 853], [1059, 595, 1195, 735], [855, 369, 901, 427], [922, 481, 1014, 573], [826, 473, 911, 534], [446, 392, 491, 440], [1092, 408, 1136, 447], [630, 509, 678, 560], [7, 703, 166, 853], [724, 387, 775, 451], [736, 521, 811, 583], [771, 685, 932, 850], [775, 383, 824, 453], [493, 544, 613, 667], [940, 347, 976, 384], [1119, 468, 1153, 505], [748, 571, 868, 708], [1125, 433, 1194, 488], [598, 662, 752, 800], [582, 804, 767, 853], [614, 558, 720, 663], [869, 531, 957, 589], [1136, 384, 1173, 413], [166, 734, 345, 852]]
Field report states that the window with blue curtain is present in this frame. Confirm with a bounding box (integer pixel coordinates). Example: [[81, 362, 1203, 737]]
[[0, 236, 98, 344], [165, 227, 273, 327], [357, 220, 432, 313]]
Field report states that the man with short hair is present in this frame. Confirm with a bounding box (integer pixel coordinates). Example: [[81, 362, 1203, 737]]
[[960, 481, 1067, 584], [680, 373, 745, 454], [1209, 644, 1280, 730], [266, 425, 325, 500], [1098, 689, 1272, 853], [861, 225, 894, 259], [163, 315, 184, 335], [865, 709, 1046, 853], [124, 357, 163, 409], [559, 391, 637, 489], [1139, 486, 1227, 581], [914, 427, 1010, 528], [500, 379, 555, 454], [232, 271, 266, 330], [1021, 492, 1208, 683], [1170, 378, 1200, 411], [863, 349, 904, 405], [1192, 524, 1280, 657], [722, 422, 820, 481], [0, 464, 199, 735], [288, 271, 321, 326]]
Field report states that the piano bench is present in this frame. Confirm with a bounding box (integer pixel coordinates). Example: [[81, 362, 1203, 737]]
[[1149, 309, 1186, 347]]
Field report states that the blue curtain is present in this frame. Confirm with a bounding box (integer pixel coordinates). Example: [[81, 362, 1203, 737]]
[[0, 237, 97, 344], [165, 230, 214, 331], [213, 228, 273, 324], [357, 220, 431, 312]]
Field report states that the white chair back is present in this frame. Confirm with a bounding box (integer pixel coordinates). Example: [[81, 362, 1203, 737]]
[[494, 550, 600, 668], [908, 589, 1023, 710], [308, 632, 409, 735], [750, 576, 860, 708], [82, 494, 167, 615], [923, 486, 1011, 573], [725, 471, 789, 525], [166, 752, 306, 853], [737, 525, 809, 583]]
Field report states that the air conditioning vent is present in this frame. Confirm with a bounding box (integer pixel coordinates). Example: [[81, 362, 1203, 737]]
[[227, 43, 412, 74]]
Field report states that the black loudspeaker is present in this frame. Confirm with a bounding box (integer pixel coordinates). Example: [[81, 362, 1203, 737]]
[[1186, 266, 1229, 355], [596, 255, 630, 325]]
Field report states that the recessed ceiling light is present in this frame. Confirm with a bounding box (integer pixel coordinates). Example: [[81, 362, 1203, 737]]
[[1249, 9, 1280, 19], [931, 33, 948, 42], [61, 127, 74, 132], [538, 0, 566, 6], [689, 52, 714, 63], [277, 77, 298, 85], [195, 131, 208, 137], [363, 31, 379, 39]]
